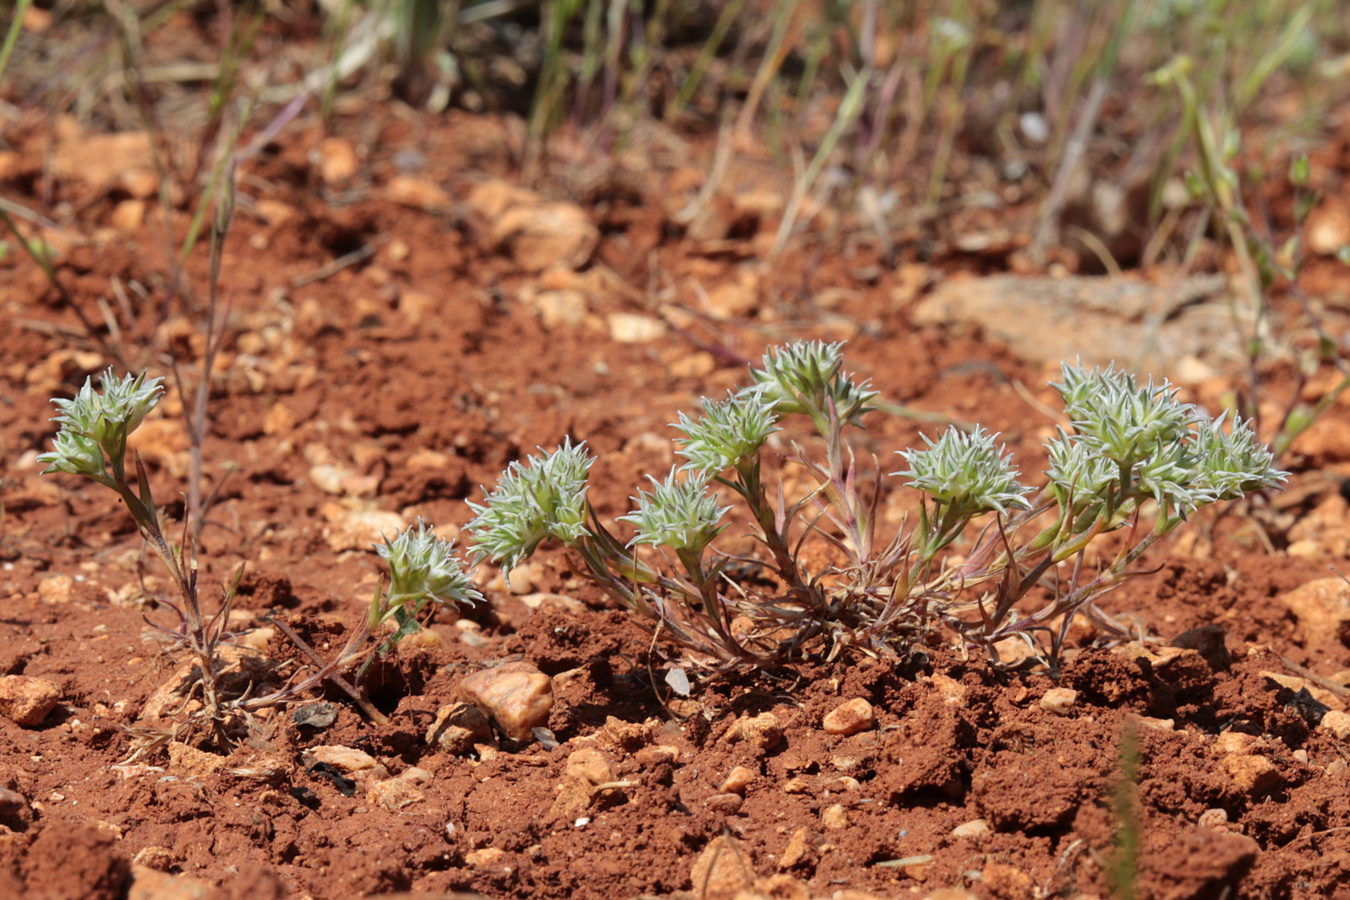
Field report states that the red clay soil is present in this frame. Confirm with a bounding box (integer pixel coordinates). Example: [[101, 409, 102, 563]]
[[4, 91, 1350, 900]]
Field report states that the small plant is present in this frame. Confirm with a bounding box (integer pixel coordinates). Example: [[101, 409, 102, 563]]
[[37, 369, 478, 739], [467, 342, 1285, 668], [37, 367, 245, 743]]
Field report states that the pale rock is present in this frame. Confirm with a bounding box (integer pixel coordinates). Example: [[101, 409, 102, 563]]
[[305, 745, 391, 781], [465, 847, 508, 869], [38, 574, 75, 604], [600, 715, 656, 752], [0, 675, 61, 726], [309, 464, 353, 495], [466, 179, 539, 221], [489, 560, 541, 595], [533, 289, 589, 329], [1260, 671, 1345, 711], [127, 865, 217, 900], [750, 874, 810, 900], [550, 747, 617, 818], [1040, 688, 1079, 715], [634, 744, 680, 766], [1213, 731, 1260, 755], [822, 698, 875, 736], [349, 441, 386, 469], [1124, 713, 1175, 732], [131, 846, 176, 871], [119, 168, 159, 200], [517, 592, 586, 616], [396, 626, 445, 650], [912, 274, 1232, 376], [731, 189, 784, 219], [167, 741, 226, 778], [782, 776, 812, 794], [386, 175, 451, 211], [720, 765, 757, 795], [1285, 539, 1328, 558], [255, 200, 295, 227], [982, 863, 1035, 898], [777, 827, 811, 870], [111, 199, 146, 233], [457, 661, 554, 741], [1306, 203, 1350, 256], [492, 201, 598, 272], [1276, 577, 1350, 646], [317, 137, 359, 185], [951, 818, 993, 838], [1292, 415, 1350, 464], [52, 132, 154, 191], [1198, 808, 1230, 829], [129, 418, 191, 477], [1221, 754, 1280, 797], [668, 351, 717, 378], [262, 403, 296, 436], [724, 712, 783, 754], [320, 505, 406, 552], [706, 279, 760, 319], [407, 448, 452, 470], [1318, 709, 1350, 740], [607, 313, 667, 343], [398, 288, 437, 324], [705, 792, 745, 816], [821, 803, 849, 829], [427, 702, 494, 755], [235, 626, 274, 654], [367, 773, 426, 811], [928, 672, 968, 705], [689, 834, 755, 900]]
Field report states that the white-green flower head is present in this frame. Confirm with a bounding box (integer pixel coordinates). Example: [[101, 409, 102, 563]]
[[466, 438, 594, 572], [618, 469, 730, 552], [1054, 364, 1198, 465], [37, 429, 108, 479], [896, 425, 1031, 516], [1189, 413, 1288, 502], [1045, 429, 1118, 509], [377, 520, 482, 612], [675, 391, 779, 474], [38, 367, 163, 476], [748, 341, 877, 427], [1133, 441, 1203, 515]]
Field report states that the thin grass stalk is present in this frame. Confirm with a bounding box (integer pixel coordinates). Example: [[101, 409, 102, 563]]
[[664, 0, 747, 123]]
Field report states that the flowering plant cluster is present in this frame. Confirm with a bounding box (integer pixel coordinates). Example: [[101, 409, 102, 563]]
[[38, 369, 479, 737], [466, 342, 1286, 666]]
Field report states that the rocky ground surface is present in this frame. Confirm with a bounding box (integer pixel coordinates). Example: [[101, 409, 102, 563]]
[[4, 20, 1350, 900]]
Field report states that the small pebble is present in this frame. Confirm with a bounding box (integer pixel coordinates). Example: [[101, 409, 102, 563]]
[[724, 712, 782, 754], [951, 818, 992, 838], [0, 676, 62, 727], [822, 698, 875, 736], [720, 765, 756, 795], [457, 661, 554, 741], [821, 803, 849, 830], [1040, 687, 1079, 715], [1198, 808, 1229, 829]]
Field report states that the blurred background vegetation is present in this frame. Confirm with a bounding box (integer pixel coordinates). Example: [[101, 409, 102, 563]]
[[4, 0, 1349, 272]]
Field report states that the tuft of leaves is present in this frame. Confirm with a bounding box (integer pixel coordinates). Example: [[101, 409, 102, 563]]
[[466, 438, 594, 574]]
